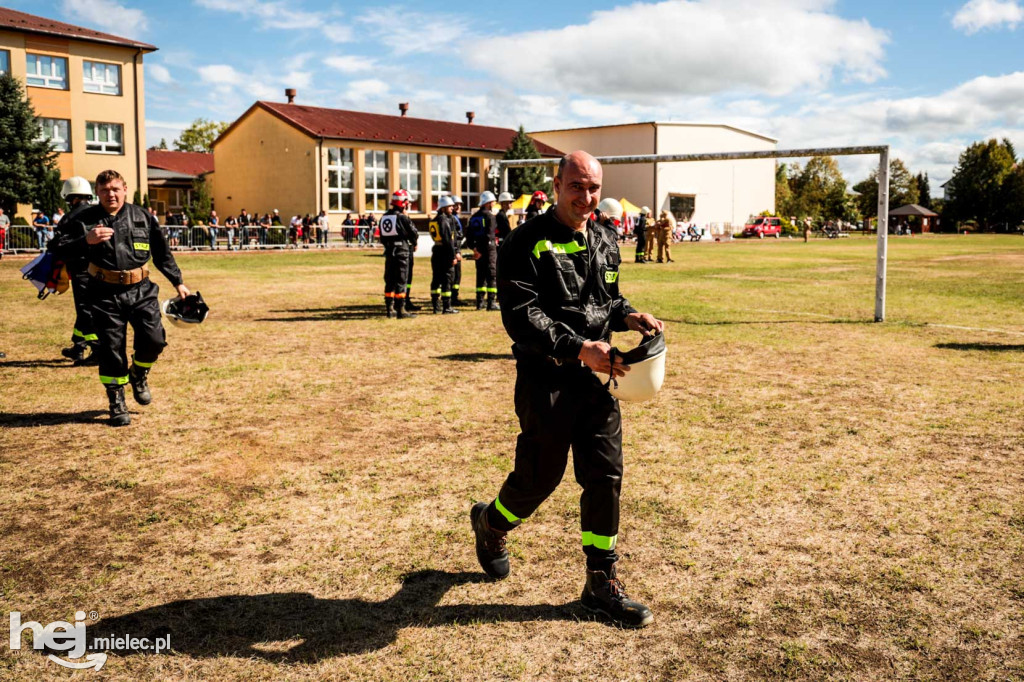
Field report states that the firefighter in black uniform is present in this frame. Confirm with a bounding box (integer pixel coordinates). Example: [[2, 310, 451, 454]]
[[468, 191, 499, 311], [496, 191, 514, 246], [51, 170, 190, 427], [634, 206, 650, 263], [380, 189, 419, 319], [404, 200, 423, 312], [428, 195, 460, 315], [49, 176, 100, 365], [470, 151, 664, 628], [525, 190, 547, 222], [450, 196, 466, 306]]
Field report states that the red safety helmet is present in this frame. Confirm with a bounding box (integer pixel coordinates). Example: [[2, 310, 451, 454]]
[[532, 191, 548, 203], [392, 189, 411, 208]]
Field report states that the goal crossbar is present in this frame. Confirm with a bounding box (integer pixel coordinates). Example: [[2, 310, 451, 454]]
[[492, 146, 891, 322]]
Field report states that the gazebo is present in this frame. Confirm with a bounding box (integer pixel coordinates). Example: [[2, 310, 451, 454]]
[[889, 204, 938, 233]]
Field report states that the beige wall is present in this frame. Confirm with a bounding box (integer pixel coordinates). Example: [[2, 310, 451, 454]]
[[530, 123, 776, 230], [530, 124, 656, 208], [655, 124, 776, 229], [0, 30, 148, 220], [212, 107, 318, 222], [215, 105, 503, 227]]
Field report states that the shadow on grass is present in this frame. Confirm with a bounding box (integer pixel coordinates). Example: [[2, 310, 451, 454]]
[[660, 318, 867, 326], [88, 569, 578, 661], [935, 342, 1024, 352], [0, 359, 77, 368], [435, 352, 513, 362], [0, 410, 107, 427], [257, 304, 384, 322]]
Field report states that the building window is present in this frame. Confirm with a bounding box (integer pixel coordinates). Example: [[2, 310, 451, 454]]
[[0, 50, 10, 76], [460, 157, 480, 209], [430, 155, 451, 210], [364, 150, 389, 212], [83, 61, 121, 95], [37, 118, 71, 152], [327, 147, 354, 212], [669, 195, 695, 222], [85, 122, 123, 155], [26, 54, 68, 89], [398, 152, 421, 212]]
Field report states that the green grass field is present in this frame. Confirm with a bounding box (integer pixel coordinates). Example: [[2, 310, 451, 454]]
[[1, 234, 1022, 680]]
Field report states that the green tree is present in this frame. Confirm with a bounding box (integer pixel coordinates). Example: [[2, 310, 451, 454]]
[[852, 158, 920, 218], [186, 176, 212, 223], [151, 138, 169, 151], [38, 168, 64, 216], [945, 139, 1016, 230], [0, 74, 58, 217], [915, 172, 932, 209], [500, 126, 551, 198], [790, 156, 848, 221], [775, 162, 796, 218], [173, 118, 229, 153], [998, 164, 1024, 230]]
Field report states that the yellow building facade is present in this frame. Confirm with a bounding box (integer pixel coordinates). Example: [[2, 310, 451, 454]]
[[213, 102, 563, 227], [0, 8, 155, 220]]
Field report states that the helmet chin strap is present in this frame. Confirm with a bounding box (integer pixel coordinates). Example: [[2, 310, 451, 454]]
[[603, 347, 618, 390]]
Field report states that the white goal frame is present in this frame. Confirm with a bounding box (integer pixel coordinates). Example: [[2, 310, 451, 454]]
[[492, 146, 891, 322]]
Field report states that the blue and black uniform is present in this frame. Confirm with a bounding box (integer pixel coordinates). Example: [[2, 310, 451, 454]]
[[48, 200, 98, 360], [468, 207, 498, 310], [485, 207, 636, 572], [379, 207, 419, 317]]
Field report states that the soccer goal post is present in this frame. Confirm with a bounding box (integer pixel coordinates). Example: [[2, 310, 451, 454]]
[[492, 146, 891, 322]]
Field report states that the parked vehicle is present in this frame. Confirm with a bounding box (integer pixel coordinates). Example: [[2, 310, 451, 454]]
[[742, 216, 782, 239]]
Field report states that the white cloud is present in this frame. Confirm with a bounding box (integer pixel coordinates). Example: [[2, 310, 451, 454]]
[[346, 79, 390, 99], [356, 8, 458, 55], [148, 64, 173, 84], [952, 0, 1023, 33], [60, 0, 147, 39], [464, 0, 888, 99], [194, 0, 352, 41], [198, 64, 244, 87], [324, 56, 376, 74]]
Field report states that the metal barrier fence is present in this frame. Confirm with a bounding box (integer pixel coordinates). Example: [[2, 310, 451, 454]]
[[0, 224, 381, 255]]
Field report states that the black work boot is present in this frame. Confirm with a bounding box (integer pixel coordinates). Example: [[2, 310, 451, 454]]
[[61, 344, 86, 362], [74, 344, 101, 367], [106, 385, 131, 427], [395, 299, 417, 319], [442, 297, 459, 314], [581, 565, 653, 628], [486, 293, 500, 311], [129, 364, 152, 405], [385, 297, 395, 319], [431, 294, 441, 314], [405, 291, 422, 312], [475, 292, 485, 310], [470, 501, 510, 580]]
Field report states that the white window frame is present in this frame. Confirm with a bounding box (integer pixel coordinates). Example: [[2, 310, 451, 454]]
[[85, 122, 124, 155], [0, 50, 10, 76], [26, 53, 68, 89], [398, 152, 422, 212], [83, 60, 121, 95], [430, 154, 451, 211], [460, 157, 480, 209], [37, 118, 71, 152], [326, 147, 355, 212], [364, 150, 389, 213]]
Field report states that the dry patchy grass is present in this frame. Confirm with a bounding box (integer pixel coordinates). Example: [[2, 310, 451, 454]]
[[0, 235, 1022, 681]]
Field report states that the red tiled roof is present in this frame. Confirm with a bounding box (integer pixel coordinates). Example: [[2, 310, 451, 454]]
[[0, 7, 156, 51], [233, 101, 563, 157], [147, 150, 214, 176]]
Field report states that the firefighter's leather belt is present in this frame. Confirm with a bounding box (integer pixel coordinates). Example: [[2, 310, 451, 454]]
[[88, 263, 150, 285]]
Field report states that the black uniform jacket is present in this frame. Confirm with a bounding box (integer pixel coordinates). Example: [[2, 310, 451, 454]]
[[468, 208, 496, 251], [47, 201, 93, 273], [496, 210, 511, 243], [497, 207, 637, 362], [52, 203, 183, 287], [379, 208, 418, 249], [429, 212, 458, 261]]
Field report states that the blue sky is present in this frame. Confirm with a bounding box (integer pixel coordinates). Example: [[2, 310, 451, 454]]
[[12, 0, 1024, 187]]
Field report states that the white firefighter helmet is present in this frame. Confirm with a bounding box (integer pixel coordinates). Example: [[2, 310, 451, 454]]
[[437, 195, 455, 209], [479, 190, 497, 207], [596, 198, 623, 220], [61, 176, 93, 199], [593, 332, 667, 402], [498, 191, 514, 203], [451, 195, 463, 206]]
